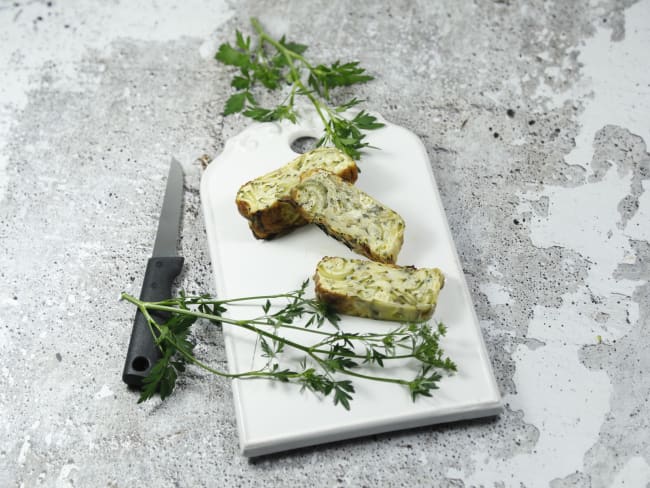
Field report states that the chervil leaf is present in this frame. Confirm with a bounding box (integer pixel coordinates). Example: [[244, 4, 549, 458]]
[[408, 367, 442, 401], [323, 356, 358, 372], [215, 18, 382, 159], [335, 98, 363, 113], [352, 111, 385, 130], [231, 75, 251, 90], [243, 104, 297, 123], [223, 92, 248, 115], [235, 30, 250, 51], [251, 63, 282, 90], [333, 381, 354, 410], [138, 348, 177, 403], [215, 42, 250, 68], [279, 36, 308, 56], [307, 61, 374, 100], [260, 337, 273, 357], [122, 276, 457, 410]]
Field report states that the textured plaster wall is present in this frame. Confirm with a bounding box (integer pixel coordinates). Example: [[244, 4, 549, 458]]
[[0, 0, 648, 487]]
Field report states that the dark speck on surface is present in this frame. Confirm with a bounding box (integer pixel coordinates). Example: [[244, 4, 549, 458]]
[[507, 108, 515, 117], [55, 353, 62, 362]]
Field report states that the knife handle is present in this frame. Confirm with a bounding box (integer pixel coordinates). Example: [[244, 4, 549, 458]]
[[122, 256, 184, 386]]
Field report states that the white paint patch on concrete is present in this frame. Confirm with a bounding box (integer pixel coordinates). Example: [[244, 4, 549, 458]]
[[1, 366, 14, 389], [0, 0, 234, 201], [95, 384, 114, 400], [0, 109, 12, 202], [532, 69, 588, 111], [611, 456, 650, 487], [0, 0, 233, 109], [455, 162, 646, 486], [625, 180, 650, 242], [449, 287, 615, 488], [56, 462, 79, 487], [486, 262, 504, 279], [479, 282, 513, 306], [529, 0, 650, 163], [17, 435, 30, 465], [522, 167, 642, 299], [0, 328, 10, 349], [564, 0, 650, 170]]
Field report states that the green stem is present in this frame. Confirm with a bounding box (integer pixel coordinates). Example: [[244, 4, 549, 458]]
[[124, 293, 328, 364], [124, 293, 428, 386], [339, 368, 409, 386], [137, 304, 166, 355], [133, 299, 310, 382], [251, 17, 314, 69], [298, 82, 331, 129], [250, 17, 332, 134], [124, 293, 419, 361], [124, 292, 429, 361], [160, 290, 304, 307]]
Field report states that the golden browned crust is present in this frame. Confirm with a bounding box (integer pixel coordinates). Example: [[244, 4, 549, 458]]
[[314, 274, 359, 314], [249, 201, 307, 238], [236, 195, 252, 219], [290, 171, 404, 264], [313, 256, 444, 322], [332, 164, 358, 185], [235, 149, 358, 239]]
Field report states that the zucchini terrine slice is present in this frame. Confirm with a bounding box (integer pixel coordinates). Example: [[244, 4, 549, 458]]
[[291, 170, 405, 264], [314, 256, 445, 322], [236, 147, 358, 239]]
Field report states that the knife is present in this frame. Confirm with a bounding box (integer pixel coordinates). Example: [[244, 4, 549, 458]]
[[122, 158, 185, 386]]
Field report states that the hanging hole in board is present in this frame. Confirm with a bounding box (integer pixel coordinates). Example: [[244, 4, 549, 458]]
[[290, 136, 318, 154], [131, 356, 150, 372]]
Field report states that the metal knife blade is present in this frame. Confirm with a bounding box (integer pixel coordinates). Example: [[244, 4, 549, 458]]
[[122, 158, 185, 387], [152, 158, 183, 258]]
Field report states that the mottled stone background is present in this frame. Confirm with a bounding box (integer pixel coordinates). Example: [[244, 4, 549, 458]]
[[1, 0, 648, 486]]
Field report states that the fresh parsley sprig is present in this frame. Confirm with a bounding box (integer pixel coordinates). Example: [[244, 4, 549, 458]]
[[215, 18, 384, 160], [121, 280, 456, 410]]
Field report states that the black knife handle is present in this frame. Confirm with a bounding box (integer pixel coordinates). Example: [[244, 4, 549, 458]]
[[122, 256, 184, 386]]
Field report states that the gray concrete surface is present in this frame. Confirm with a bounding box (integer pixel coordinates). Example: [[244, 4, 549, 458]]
[[1, 0, 649, 486]]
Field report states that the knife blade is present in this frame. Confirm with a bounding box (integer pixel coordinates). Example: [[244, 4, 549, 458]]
[[122, 158, 185, 386]]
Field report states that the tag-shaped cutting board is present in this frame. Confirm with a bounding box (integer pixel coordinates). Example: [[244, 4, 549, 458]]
[[200, 111, 501, 457]]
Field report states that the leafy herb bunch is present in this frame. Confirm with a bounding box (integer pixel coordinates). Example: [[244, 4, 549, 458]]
[[122, 280, 457, 410], [216, 18, 384, 160]]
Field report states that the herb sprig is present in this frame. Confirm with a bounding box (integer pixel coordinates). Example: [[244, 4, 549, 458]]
[[122, 280, 456, 409], [216, 18, 384, 160]]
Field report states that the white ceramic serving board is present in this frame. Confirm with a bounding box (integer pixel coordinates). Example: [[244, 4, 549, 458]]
[[200, 111, 501, 457]]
